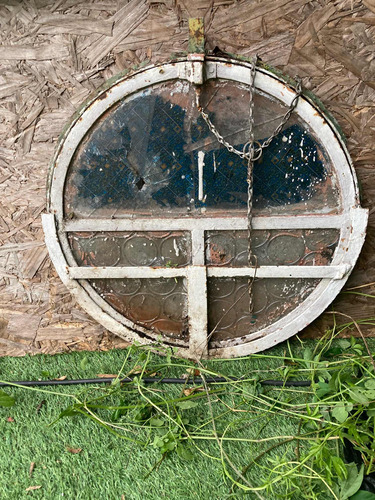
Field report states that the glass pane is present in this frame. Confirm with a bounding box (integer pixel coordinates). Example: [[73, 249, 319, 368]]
[[205, 229, 340, 266], [68, 231, 191, 267], [64, 79, 340, 218], [90, 278, 188, 342], [207, 277, 319, 347]]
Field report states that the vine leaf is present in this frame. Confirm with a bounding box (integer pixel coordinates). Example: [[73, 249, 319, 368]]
[[0, 389, 15, 407], [340, 463, 364, 499], [332, 405, 349, 423]]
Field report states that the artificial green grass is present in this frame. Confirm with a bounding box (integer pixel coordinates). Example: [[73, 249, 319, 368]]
[[0, 339, 373, 500]]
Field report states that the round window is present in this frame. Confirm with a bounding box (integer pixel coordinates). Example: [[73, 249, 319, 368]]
[[43, 56, 368, 359]]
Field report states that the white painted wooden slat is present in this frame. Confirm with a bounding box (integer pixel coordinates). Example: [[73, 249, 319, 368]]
[[68, 266, 187, 279], [63, 214, 346, 232], [187, 266, 208, 358], [67, 264, 350, 280], [208, 265, 350, 279]]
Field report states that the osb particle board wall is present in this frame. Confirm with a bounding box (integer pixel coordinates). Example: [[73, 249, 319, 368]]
[[1, 0, 375, 357]]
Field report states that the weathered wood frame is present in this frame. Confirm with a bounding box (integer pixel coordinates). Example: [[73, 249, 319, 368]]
[[43, 56, 368, 359]]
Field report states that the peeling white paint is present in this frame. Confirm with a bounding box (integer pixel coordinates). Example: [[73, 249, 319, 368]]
[[198, 151, 205, 201], [173, 238, 180, 257]]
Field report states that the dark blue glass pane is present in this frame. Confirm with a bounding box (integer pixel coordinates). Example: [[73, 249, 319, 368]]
[[65, 82, 333, 216]]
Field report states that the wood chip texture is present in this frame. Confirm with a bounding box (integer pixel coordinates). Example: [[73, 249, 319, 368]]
[[1, 0, 375, 356]]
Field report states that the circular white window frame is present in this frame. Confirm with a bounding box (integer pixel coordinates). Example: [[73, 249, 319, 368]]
[[43, 56, 368, 359]]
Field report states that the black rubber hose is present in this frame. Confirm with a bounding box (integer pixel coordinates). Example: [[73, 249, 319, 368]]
[[0, 377, 311, 387]]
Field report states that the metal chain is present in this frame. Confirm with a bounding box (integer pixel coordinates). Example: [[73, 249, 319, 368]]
[[196, 93, 255, 160], [195, 73, 302, 161], [195, 60, 302, 318], [245, 56, 258, 313], [259, 78, 302, 150]]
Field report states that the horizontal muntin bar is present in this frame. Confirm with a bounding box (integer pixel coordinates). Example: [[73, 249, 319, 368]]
[[63, 214, 345, 233], [68, 267, 187, 279], [68, 264, 350, 280], [208, 265, 350, 280]]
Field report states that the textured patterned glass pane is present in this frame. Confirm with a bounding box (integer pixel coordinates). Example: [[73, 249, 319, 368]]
[[207, 278, 319, 347], [68, 231, 191, 267], [205, 229, 339, 266], [90, 278, 188, 342], [64, 80, 340, 218]]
